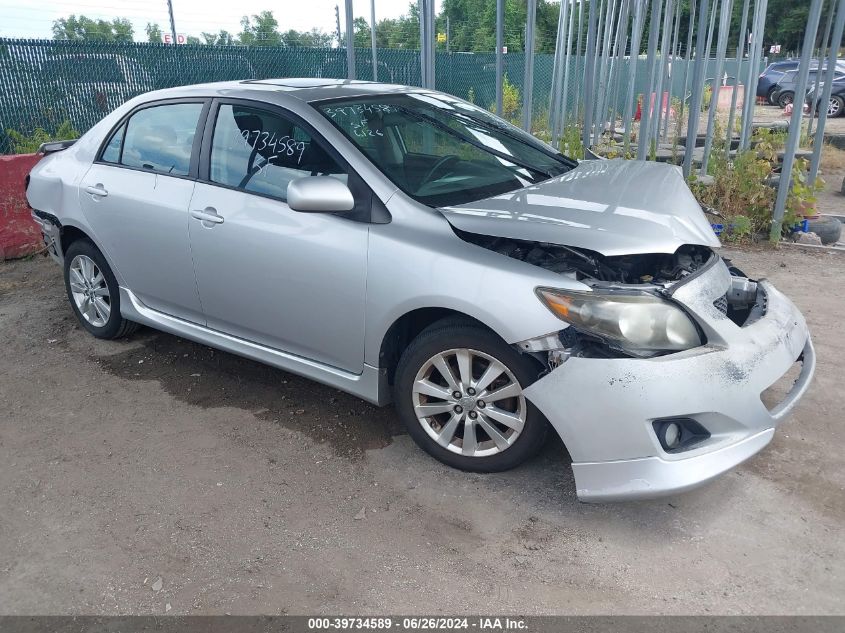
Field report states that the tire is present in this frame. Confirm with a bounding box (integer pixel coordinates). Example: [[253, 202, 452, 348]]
[[778, 91, 794, 109], [805, 216, 842, 245], [63, 239, 139, 339], [767, 87, 779, 105], [829, 95, 844, 118], [393, 321, 549, 473]]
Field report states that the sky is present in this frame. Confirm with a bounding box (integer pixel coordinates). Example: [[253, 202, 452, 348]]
[[0, 0, 439, 41]]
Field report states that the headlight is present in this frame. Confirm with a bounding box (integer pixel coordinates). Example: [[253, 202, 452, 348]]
[[536, 287, 702, 355]]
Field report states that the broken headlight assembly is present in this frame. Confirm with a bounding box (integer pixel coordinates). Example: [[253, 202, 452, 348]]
[[536, 287, 702, 357]]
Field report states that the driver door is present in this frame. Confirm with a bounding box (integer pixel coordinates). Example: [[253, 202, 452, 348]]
[[187, 101, 368, 374]]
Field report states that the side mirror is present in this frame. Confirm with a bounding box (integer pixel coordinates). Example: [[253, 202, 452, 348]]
[[287, 176, 355, 213]]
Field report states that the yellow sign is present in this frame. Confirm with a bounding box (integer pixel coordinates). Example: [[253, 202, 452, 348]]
[[437, 32, 446, 43]]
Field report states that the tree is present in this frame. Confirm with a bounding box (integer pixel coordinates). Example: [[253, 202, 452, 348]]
[[238, 11, 281, 46], [281, 28, 333, 47], [353, 17, 372, 49], [202, 30, 236, 46], [145, 22, 162, 44], [52, 14, 134, 42]]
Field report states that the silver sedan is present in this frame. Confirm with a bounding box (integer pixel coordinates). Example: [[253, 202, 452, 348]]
[[26, 79, 814, 501]]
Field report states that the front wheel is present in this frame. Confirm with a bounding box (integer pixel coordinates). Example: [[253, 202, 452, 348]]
[[64, 239, 139, 339], [393, 322, 549, 472]]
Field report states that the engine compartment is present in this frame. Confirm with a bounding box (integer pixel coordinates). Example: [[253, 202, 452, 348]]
[[455, 229, 714, 285]]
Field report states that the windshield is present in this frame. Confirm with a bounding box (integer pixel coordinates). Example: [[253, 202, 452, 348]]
[[315, 93, 575, 207]]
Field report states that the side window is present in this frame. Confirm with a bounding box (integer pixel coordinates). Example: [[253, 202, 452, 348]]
[[119, 103, 203, 176], [101, 123, 125, 163], [210, 104, 346, 201]]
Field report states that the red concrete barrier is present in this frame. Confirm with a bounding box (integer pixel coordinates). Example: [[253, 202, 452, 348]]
[[0, 153, 42, 260]]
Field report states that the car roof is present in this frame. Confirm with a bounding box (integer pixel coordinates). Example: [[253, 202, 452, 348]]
[[143, 79, 427, 103]]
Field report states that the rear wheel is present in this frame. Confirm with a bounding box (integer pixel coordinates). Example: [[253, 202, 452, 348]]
[[778, 91, 794, 108], [64, 239, 139, 339], [767, 87, 779, 105], [394, 322, 549, 472], [828, 95, 844, 118]]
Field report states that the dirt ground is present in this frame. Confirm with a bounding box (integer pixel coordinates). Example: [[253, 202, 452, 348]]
[[0, 245, 843, 616]]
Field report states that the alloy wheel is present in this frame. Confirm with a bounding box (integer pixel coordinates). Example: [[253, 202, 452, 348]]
[[411, 348, 527, 457], [69, 254, 111, 327], [829, 98, 841, 117]]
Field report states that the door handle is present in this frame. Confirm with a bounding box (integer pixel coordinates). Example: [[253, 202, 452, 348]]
[[190, 208, 224, 225], [85, 184, 108, 197]]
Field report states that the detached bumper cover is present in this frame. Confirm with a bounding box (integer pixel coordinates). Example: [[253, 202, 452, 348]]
[[524, 258, 815, 501]]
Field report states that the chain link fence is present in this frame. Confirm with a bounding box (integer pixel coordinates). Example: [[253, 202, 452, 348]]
[[0, 38, 761, 154]]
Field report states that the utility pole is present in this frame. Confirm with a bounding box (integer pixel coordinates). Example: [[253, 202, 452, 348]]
[[446, 16, 450, 53], [345, 0, 356, 79], [166, 0, 177, 44], [335, 5, 343, 47], [495, 0, 504, 116], [370, 0, 378, 80]]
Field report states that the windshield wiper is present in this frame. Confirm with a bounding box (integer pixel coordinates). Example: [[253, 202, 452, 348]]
[[394, 106, 557, 180], [449, 109, 578, 169]]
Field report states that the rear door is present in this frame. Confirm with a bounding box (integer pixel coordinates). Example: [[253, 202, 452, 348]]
[[79, 99, 208, 323]]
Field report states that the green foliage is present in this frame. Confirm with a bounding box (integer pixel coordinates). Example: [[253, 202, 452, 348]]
[[238, 11, 282, 47], [52, 15, 133, 42], [689, 124, 779, 239], [466, 87, 476, 104], [145, 23, 162, 44], [559, 124, 584, 160], [6, 120, 79, 154], [701, 84, 712, 112], [785, 158, 824, 221]]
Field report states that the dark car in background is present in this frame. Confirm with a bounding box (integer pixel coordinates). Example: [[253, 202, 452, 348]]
[[771, 67, 845, 108], [758, 59, 845, 105], [806, 75, 845, 118]]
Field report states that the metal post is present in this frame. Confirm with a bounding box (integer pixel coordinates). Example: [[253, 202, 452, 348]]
[[740, 0, 769, 150], [523, 0, 537, 131], [606, 0, 632, 137], [700, 0, 735, 175], [638, 0, 663, 159], [428, 0, 435, 87], [623, 0, 646, 151], [652, 0, 675, 147], [345, 0, 356, 80], [810, 0, 845, 185], [676, 0, 696, 130], [576, 0, 585, 119], [582, 0, 600, 150], [592, 0, 619, 145], [446, 16, 450, 53], [370, 0, 378, 81], [809, 0, 835, 136], [771, 0, 824, 240], [661, 0, 681, 141], [419, 0, 428, 87], [683, 0, 713, 176], [166, 0, 178, 44], [725, 0, 751, 159], [496, 0, 504, 116], [560, 0, 578, 128], [549, 0, 568, 144]]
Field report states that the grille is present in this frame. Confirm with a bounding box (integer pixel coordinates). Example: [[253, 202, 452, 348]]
[[713, 294, 729, 315]]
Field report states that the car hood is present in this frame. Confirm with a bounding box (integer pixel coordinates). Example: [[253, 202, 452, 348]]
[[439, 158, 720, 256]]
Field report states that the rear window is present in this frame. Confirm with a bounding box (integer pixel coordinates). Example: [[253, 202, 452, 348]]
[[101, 103, 203, 176]]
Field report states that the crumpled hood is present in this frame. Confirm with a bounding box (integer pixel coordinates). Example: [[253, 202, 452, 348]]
[[439, 159, 721, 256]]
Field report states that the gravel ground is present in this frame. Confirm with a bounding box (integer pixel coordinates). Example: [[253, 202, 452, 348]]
[[0, 246, 843, 615]]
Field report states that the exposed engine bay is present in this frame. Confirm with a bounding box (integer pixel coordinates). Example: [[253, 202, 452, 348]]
[[455, 229, 714, 286]]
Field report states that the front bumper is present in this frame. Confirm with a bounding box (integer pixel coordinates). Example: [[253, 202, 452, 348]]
[[524, 258, 815, 502]]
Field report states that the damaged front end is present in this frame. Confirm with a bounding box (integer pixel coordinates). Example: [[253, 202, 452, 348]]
[[456, 230, 756, 363]]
